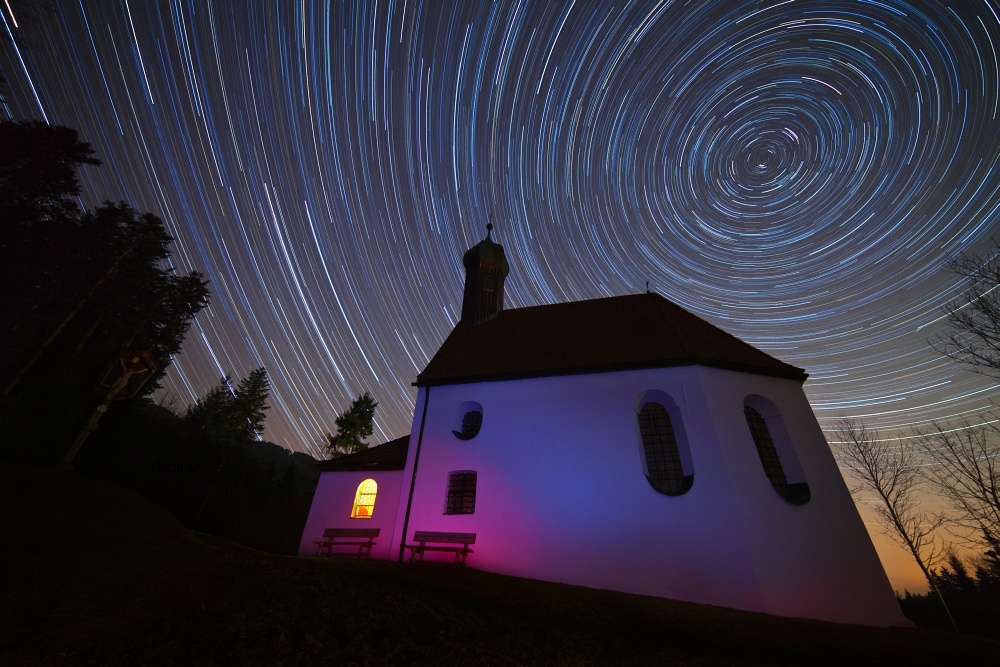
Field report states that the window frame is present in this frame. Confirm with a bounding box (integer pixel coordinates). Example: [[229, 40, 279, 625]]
[[351, 478, 378, 518], [635, 391, 694, 496], [444, 471, 477, 515], [743, 397, 810, 505], [452, 401, 484, 440]]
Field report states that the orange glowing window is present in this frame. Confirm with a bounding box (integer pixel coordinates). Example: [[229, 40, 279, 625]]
[[351, 478, 377, 518]]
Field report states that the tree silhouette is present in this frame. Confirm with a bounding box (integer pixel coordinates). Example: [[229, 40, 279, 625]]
[[184, 367, 272, 521], [0, 120, 209, 462], [932, 242, 1000, 380], [921, 243, 1000, 552], [324, 393, 378, 458], [1, 120, 209, 397], [184, 367, 270, 447], [0, 120, 100, 225], [231, 367, 271, 442], [910, 418, 1000, 556]]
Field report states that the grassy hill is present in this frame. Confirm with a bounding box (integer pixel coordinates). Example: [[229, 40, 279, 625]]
[[2, 462, 997, 666]]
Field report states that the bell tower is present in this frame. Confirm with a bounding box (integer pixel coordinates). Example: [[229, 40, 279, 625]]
[[461, 223, 509, 326]]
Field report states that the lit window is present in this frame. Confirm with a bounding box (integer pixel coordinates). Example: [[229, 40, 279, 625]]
[[743, 401, 810, 505], [638, 402, 693, 496], [351, 478, 377, 518], [445, 471, 477, 514]]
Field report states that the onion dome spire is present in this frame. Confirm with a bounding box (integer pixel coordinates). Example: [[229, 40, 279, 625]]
[[461, 223, 509, 326]]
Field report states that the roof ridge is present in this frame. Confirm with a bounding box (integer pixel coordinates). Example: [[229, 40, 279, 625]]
[[646, 293, 699, 360], [416, 293, 807, 387]]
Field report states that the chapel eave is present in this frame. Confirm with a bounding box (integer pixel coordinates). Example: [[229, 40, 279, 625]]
[[318, 435, 410, 471], [414, 358, 807, 388]]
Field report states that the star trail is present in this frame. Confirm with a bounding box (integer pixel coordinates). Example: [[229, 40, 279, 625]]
[[2, 0, 999, 463]]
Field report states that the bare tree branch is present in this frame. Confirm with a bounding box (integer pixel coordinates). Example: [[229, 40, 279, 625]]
[[833, 418, 957, 629], [914, 417, 1000, 553], [931, 245, 1000, 381]]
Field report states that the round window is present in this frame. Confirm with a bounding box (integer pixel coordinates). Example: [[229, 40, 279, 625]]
[[453, 401, 483, 440]]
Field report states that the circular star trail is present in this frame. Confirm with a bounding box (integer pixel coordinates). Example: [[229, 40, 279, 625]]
[[2, 1, 999, 458]]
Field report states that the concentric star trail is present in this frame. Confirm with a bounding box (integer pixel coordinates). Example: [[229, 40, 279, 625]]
[[2, 1, 998, 461]]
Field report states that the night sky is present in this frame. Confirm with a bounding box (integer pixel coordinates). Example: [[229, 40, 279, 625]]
[[3, 0, 999, 469]]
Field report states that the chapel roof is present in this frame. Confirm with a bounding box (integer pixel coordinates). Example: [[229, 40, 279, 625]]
[[318, 434, 409, 471], [416, 292, 806, 386]]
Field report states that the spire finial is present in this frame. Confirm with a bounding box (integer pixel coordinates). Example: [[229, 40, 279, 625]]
[[486, 222, 494, 239]]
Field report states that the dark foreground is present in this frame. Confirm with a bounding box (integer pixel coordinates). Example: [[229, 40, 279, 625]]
[[2, 463, 996, 666]]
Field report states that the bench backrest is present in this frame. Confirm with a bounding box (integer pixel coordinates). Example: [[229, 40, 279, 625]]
[[412, 531, 476, 545], [323, 528, 380, 538]]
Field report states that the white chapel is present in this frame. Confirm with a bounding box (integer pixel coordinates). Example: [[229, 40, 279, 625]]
[[300, 226, 909, 627]]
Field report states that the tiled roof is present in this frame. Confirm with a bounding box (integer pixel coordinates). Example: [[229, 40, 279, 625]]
[[416, 292, 806, 386], [318, 435, 410, 471]]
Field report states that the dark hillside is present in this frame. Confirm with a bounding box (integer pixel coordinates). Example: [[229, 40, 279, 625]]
[[3, 463, 997, 666], [66, 400, 320, 556]]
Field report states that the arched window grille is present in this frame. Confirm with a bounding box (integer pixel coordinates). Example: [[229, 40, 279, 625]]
[[638, 401, 693, 496], [351, 478, 378, 518], [743, 402, 810, 505]]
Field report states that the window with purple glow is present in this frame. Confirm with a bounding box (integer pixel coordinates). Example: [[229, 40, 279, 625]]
[[445, 471, 477, 514]]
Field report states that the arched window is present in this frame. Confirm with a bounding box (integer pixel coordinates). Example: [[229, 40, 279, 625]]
[[636, 394, 693, 496], [743, 398, 810, 505], [351, 478, 378, 518]]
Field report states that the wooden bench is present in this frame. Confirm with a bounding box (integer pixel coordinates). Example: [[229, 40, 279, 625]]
[[314, 527, 380, 559], [404, 531, 476, 565]]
